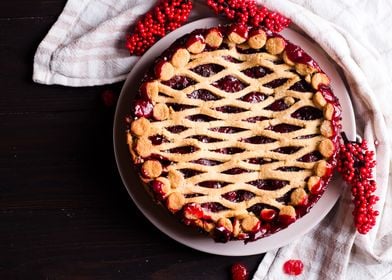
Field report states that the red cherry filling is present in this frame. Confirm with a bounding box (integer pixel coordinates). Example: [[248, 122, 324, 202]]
[[213, 147, 245, 154], [213, 226, 232, 243], [201, 202, 228, 212], [166, 125, 188, 133], [249, 179, 289, 190], [265, 99, 291, 111], [223, 168, 248, 175], [239, 92, 267, 103], [278, 166, 304, 172], [186, 34, 205, 49], [212, 75, 247, 92], [229, 24, 249, 40], [166, 103, 195, 111], [289, 80, 313, 92], [273, 146, 302, 154], [215, 106, 247, 114], [263, 78, 288, 88], [242, 66, 272, 78], [187, 89, 221, 101], [297, 151, 323, 162], [292, 106, 323, 120], [286, 42, 317, 68], [183, 203, 204, 219], [245, 116, 270, 123], [198, 181, 229, 188], [149, 135, 168, 145], [223, 55, 242, 63], [179, 168, 203, 179], [151, 180, 166, 201], [191, 63, 224, 77], [191, 158, 222, 166], [246, 157, 277, 165], [189, 135, 221, 143], [283, 259, 304, 276], [269, 124, 302, 133], [260, 208, 278, 221], [133, 99, 154, 118], [242, 136, 276, 144], [279, 214, 296, 226], [187, 114, 218, 122], [309, 178, 323, 195], [162, 75, 196, 90], [167, 145, 197, 154], [210, 126, 246, 134], [222, 190, 255, 202]]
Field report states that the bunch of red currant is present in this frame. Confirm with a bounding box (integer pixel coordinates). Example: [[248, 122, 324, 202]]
[[126, 0, 291, 56], [126, 0, 192, 55], [206, 0, 290, 32], [338, 133, 379, 234]]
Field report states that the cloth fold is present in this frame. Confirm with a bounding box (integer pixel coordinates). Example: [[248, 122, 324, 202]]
[[33, 0, 392, 279]]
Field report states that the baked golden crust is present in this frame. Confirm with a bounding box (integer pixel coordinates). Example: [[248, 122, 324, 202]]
[[127, 25, 341, 242]]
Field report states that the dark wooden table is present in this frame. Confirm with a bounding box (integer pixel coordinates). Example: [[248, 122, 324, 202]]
[[0, 1, 264, 279]]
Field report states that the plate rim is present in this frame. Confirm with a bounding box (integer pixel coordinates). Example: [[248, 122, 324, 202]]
[[113, 17, 356, 256]]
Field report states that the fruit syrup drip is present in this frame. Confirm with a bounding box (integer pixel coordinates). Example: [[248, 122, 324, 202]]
[[126, 0, 291, 56]]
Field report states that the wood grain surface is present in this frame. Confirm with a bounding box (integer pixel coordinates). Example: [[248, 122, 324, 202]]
[[0, 1, 265, 279]]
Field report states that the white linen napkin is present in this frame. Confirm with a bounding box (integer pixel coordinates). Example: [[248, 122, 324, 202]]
[[33, 1, 392, 279]]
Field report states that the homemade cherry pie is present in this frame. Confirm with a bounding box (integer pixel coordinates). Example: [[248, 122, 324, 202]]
[[126, 24, 341, 243]]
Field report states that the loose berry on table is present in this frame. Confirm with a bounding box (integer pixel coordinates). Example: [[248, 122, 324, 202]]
[[231, 262, 249, 280], [283, 259, 304, 276]]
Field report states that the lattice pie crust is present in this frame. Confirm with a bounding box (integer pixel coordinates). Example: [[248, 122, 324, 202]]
[[127, 25, 341, 242]]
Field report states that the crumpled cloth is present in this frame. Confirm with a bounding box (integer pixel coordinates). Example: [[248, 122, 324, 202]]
[[33, 1, 392, 279]]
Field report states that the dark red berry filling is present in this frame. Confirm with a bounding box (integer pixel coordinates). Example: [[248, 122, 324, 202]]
[[297, 151, 323, 162], [249, 179, 289, 190], [187, 89, 220, 101], [268, 124, 302, 133], [191, 158, 222, 166], [242, 66, 272, 78], [222, 168, 249, 175], [213, 147, 245, 154], [133, 99, 154, 118], [212, 75, 247, 92], [166, 103, 196, 111], [273, 146, 302, 154], [210, 126, 246, 134], [201, 202, 228, 212], [188, 135, 221, 143], [222, 190, 255, 202], [223, 55, 242, 63], [187, 114, 217, 122], [167, 145, 198, 154], [149, 135, 168, 145], [179, 168, 203, 178], [239, 92, 267, 103], [263, 78, 288, 88], [265, 99, 291, 111], [215, 106, 247, 114], [166, 125, 188, 134], [191, 63, 224, 77], [242, 136, 276, 144], [292, 106, 323, 120], [198, 181, 229, 188], [162, 75, 196, 90]]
